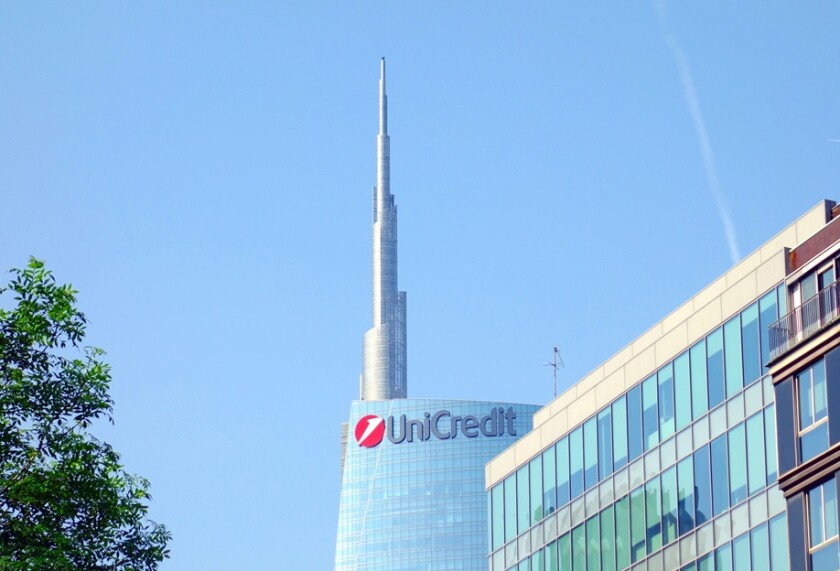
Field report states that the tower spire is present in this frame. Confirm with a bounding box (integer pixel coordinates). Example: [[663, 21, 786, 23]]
[[361, 58, 407, 401]]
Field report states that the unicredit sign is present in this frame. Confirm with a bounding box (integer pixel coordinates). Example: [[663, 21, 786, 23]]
[[354, 407, 517, 447]]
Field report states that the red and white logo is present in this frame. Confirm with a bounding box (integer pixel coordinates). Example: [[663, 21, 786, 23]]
[[355, 415, 385, 448]]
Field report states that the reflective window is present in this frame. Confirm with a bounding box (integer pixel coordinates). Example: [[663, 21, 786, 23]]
[[615, 495, 631, 570], [570, 427, 584, 499], [557, 437, 570, 506], [799, 359, 828, 463], [586, 515, 600, 571], [751, 522, 770, 571], [627, 386, 644, 462], [746, 412, 766, 496], [808, 478, 839, 570], [764, 406, 778, 484], [707, 328, 726, 409], [598, 408, 613, 480], [759, 290, 778, 372], [729, 423, 747, 505], [630, 486, 646, 562], [661, 466, 678, 545], [545, 540, 558, 571], [658, 364, 676, 441], [674, 352, 692, 431], [742, 303, 761, 384], [693, 444, 712, 526], [646, 476, 662, 554], [583, 418, 598, 490], [530, 456, 543, 524], [724, 316, 743, 398], [711, 435, 730, 516], [733, 532, 751, 571], [612, 396, 628, 471], [517, 465, 530, 533], [715, 543, 733, 571], [677, 456, 695, 535], [600, 506, 616, 571], [491, 484, 504, 550], [643, 375, 659, 451], [505, 474, 517, 542], [572, 523, 586, 571], [543, 446, 557, 516], [691, 340, 709, 419], [559, 532, 571, 571], [769, 513, 788, 571]]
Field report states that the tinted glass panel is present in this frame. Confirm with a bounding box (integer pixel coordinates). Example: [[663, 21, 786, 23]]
[[601, 506, 616, 571], [707, 328, 725, 408], [690, 340, 709, 419], [765, 406, 777, 484], [627, 386, 644, 462], [615, 495, 631, 570], [646, 476, 662, 553], [724, 316, 743, 398], [729, 423, 747, 505], [570, 428, 584, 499], [661, 466, 678, 545], [693, 444, 712, 525], [559, 533, 571, 571], [759, 290, 778, 372], [546, 540, 558, 571], [677, 456, 695, 535], [583, 418, 598, 490], [492, 484, 504, 550], [733, 532, 751, 571], [715, 543, 733, 571], [643, 375, 659, 452], [711, 435, 730, 516], [586, 516, 600, 571], [746, 412, 766, 496], [659, 364, 676, 441], [505, 476, 517, 542], [674, 352, 691, 431], [544, 446, 557, 516], [613, 397, 628, 471], [769, 513, 788, 571], [518, 465, 530, 532], [598, 408, 613, 480], [630, 486, 646, 563], [530, 456, 543, 524], [557, 438, 570, 506], [572, 524, 586, 571], [742, 303, 761, 384], [751, 523, 770, 571]]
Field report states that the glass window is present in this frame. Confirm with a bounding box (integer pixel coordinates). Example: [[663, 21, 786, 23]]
[[659, 364, 676, 441], [751, 522, 770, 571], [677, 456, 695, 536], [697, 553, 714, 571], [630, 486, 646, 563], [742, 303, 761, 385], [759, 290, 778, 372], [505, 475, 517, 543], [643, 375, 659, 451], [801, 271, 818, 301], [661, 466, 678, 545], [557, 438, 571, 506], [707, 328, 725, 409], [570, 427, 584, 499], [746, 412, 766, 496], [724, 316, 744, 398], [613, 396, 628, 471], [729, 423, 748, 506], [646, 476, 662, 554], [799, 359, 829, 463], [601, 506, 616, 571], [690, 340, 709, 419], [492, 484, 504, 550], [546, 540, 558, 571], [769, 513, 788, 571], [693, 444, 712, 526], [572, 523, 586, 571], [517, 465, 530, 533], [675, 352, 692, 431], [520, 558, 532, 571], [627, 386, 644, 462], [715, 543, 733, 571], [711, 435, 730, 516], [559, 532, 572, 571], [544, 446, 557, 516], [586, 516, 600, 571], [615, 495, 631, 570], [531, 456, 544, 524], [765, 406, 778, 484], [808, 478, 840, 570], [733, 532, 751, 571], [584, 418, 598, 490], [532, 550, 545, 571], [598, 408, 613, 480]]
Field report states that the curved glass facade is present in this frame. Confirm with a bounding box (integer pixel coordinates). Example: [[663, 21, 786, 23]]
[[336, 399, 539, 571]]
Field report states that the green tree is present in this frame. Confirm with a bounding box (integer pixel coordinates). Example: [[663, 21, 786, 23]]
[[0, 258, 170, 570]]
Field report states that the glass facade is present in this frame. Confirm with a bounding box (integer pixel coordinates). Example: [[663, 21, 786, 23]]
[[488, 285, 789, 571], [336, 399, 538, 570]]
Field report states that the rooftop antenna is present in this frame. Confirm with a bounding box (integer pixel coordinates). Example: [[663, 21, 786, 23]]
[[544, 346, 565, 398]]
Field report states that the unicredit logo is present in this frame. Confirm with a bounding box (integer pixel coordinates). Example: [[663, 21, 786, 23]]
[[355, 415, 386, 447], [354, 407, 517, 447]]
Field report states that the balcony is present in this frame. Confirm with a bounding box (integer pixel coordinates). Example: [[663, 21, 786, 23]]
[[769, 280, 840, 363]]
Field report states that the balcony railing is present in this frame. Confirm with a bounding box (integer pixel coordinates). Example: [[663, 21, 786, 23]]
[[769, 280, 840, 363]]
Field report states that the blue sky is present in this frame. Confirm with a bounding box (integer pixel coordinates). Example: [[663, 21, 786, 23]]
[[1, 2, 838, 569]]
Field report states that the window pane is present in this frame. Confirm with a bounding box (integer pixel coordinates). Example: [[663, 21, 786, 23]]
[[601, 506, 616, 571], [746, 412, 766, 496], [531, 456, 544, 524], [659, 364, 676, 441], [724, 316, 744, 398], [559, 533, 571, 571], [646, 476, 662, 554], [546, 540, 558, 571], [694, 444, 712, 525], [691, 340, 709, 419], [584, 418, 598, 490], [675, 352, 692, 431], [518, 465, 530, 533], [802, 271, 818, 301], [814, 360, 828, 421], [643, 375, 659, 451], [769, 513, 788, 571], [765, 405, 778, 484], [715, 543, 733, 571], [759, 290, 778, 373], [707, 328, 725, 408], [505, 476, 517, 542], [711, 435, 730, 516], [827, 478, 839, 540], [778, 283, 787, 316], [661, 466, 678, 545], [572, 524, 586, 571], [570, 428, 584, 499], [613, 396, 629, 471], [544, 446, 557, 516], [729, 423, 748, 505], [800, 367, 815, 428], [557, 438, 571, 506], [751, 523, 770, 571], [697, 553, 714, 571], [533, 549, 545, 571], [678, 456, 695, 535], [492, 484, 504, 550], [801, 422, 829, 463], [742, 303, 761, 385], [627, 386, 644, 462], [586, 516, 600, 571], [810, 543, 840, 571], [733, 532, 751, 571], [598, 408, 613, 480], [630, 486, 646, 563], [615, 496, 631, 570]]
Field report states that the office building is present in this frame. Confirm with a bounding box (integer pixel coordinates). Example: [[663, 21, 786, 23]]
[[485, 200, 840, 571]]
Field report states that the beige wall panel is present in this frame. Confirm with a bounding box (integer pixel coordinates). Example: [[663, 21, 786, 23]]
[[624, 345, 656, 391], [538, 409, 569, 451], [661, 300, 694, 337], [795, 201, 830, 244], [603, 344, 634, 377], [513, 431, 544, 468], [655, 321, 689, 366], [756, 252, 787, 296], [721, 273, 758, 318], [725, 249, 761, 288], [686, 296, 723, 343], [574, 367, 605, 398], [631, 323, 663, 357], [692, 275, 727, 313], [596, 368, 626, 410], [487, 447, 516, 488], [565, 387, 596, 429], [759, 225, 797, 263]]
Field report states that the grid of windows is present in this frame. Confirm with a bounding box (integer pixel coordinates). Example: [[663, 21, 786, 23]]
[[488, 285, 786, 570], [797, 358, 828, 463]]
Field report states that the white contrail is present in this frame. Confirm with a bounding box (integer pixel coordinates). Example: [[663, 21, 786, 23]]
[[656, 1, 741, 264]]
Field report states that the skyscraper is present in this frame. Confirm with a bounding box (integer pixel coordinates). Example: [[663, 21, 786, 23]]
[[361, 57, 407, 401]]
